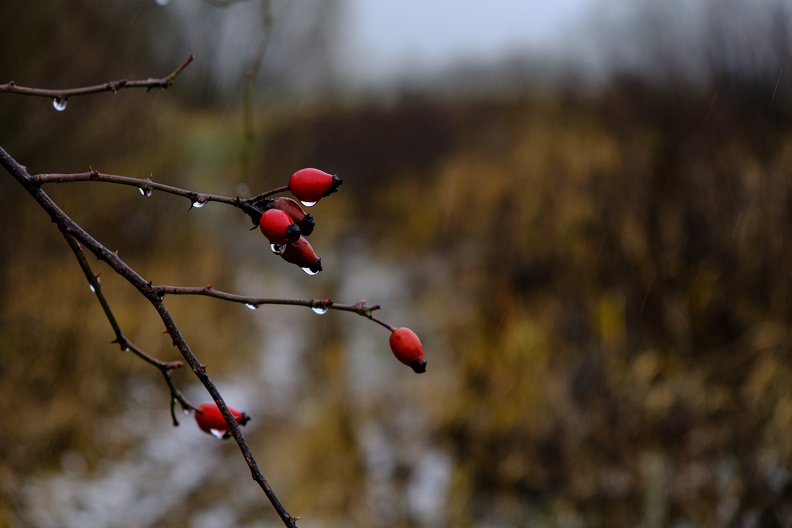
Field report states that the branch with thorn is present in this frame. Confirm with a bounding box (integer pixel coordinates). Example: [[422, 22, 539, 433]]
[[0, 55, 194, 100], [0, 57, 300, 528]]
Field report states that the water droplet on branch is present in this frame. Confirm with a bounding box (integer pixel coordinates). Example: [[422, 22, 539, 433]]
[[245, 303, 259, 310], [192, 200, 206, 208], [89, 284, 96, 293], [52, 97, 67, 111], [139, 187, 153, 197], [302, 267, 320, 276], [299, 200, 317, 207], [312, 305, 328, 315], [270, 243, 286, 255]]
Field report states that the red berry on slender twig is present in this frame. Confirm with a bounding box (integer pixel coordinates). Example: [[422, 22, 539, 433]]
[[389, 327, 426, 373], [280, 236, 322, 274], [194, 402, 250, 438], [259, 208, 301, 244], [267, 197, 315, 236], [289, 168, 342, 206]]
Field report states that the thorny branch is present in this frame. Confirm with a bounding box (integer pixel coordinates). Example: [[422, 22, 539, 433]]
[[158, 285, 396, 330], [0, 55, 194, 100], [62, 233, 197, 426], [0, 145, 300, 528], [0, 57, 299, 527], [34, 171, 288, 221]]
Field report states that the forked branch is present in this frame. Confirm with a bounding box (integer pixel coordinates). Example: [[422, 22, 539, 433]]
[[0, 144, 299, 528]]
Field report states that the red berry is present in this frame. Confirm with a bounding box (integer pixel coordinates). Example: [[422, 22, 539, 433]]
[[288, 168, 342, 205], [389, 327, 426, 373], [259, 208, 300, 244], [280, 236, 322, 274], [268, 197, 315, 236], [194, 402, 250, 438]]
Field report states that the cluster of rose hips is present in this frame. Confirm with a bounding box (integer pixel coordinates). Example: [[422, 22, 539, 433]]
[[254, 168, 342, 275], [194, 168, 426, 437]]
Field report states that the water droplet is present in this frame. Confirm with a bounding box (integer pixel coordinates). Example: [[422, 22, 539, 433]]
[[155, 0, 170, 5], [302, 267, 320, 276], [209, 429, 226, 439], [270, 243, 286, 255], [89, 284, 96, 293], [139, 187, 153, 197], [52, 97, 67, 111], [300, 200, 317, 207], [183, 409, 190, 415], [312, 305, 328, 315], [192, 200, 206, 208], [245, 303, 258, 310]]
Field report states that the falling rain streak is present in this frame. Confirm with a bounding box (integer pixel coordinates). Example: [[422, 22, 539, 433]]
[[773, 69, 783, 101], [732, 212, 742, 238]]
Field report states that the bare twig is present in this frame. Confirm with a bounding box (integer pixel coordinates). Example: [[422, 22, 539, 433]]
[[34, 171, 289, 222], [155, 284, 394, 326], [0, 55, 194, 100], [61, 232, 197, 425], [0, 145, 300, 528]]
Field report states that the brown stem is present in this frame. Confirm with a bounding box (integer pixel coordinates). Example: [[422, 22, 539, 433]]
[[0, 145, 299, 528], [61, 233, 196, 425], [0, 55, 194, 99], [157, 284, 388, 322], [34, 171, 282, 222]]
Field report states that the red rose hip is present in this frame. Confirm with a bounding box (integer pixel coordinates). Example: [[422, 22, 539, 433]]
[[194, 402, 250, 438], [280, 236, 322, 275], [259, 208, 301, 244], [288, 168, 342, 206], [389, 327, 426, 373], [267, 197, 315, 236]]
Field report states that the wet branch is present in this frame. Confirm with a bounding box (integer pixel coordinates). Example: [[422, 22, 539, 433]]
[[0, 145, 300, 528], [0, 55, 194, 99], [156, 284, 395, 329], [34, 171, 288, 220], [61, 232, 197, 426]]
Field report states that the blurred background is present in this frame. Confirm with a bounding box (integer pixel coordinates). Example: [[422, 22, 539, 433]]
[[2, 0, 792, 526]]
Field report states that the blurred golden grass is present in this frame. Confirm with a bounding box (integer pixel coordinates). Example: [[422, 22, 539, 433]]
[[3, 84, 792, 525]]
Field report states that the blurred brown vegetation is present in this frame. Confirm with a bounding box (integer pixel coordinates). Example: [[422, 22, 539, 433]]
[[255, 82, 792, 525], [3, 1, 792, 527]]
